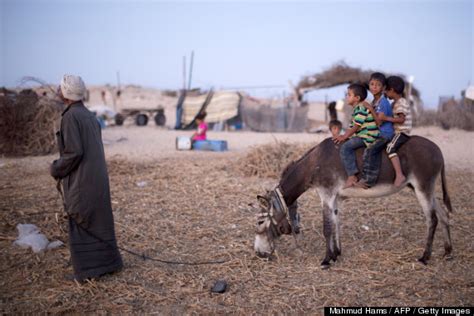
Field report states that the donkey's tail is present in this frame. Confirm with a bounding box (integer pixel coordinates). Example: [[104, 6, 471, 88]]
[[441, 163, 453, 213]]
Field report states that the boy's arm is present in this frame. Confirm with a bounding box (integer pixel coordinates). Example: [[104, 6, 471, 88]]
[[333, 125, 358, 144], [380, 112, 406, 124], [377, 112, 386, 122], [362, 101, 381, 126]]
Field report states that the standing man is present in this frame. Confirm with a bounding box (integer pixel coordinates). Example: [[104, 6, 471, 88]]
[[51, 75, 123, 282]]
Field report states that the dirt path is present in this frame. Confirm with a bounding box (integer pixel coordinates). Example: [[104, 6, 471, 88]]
[[100, 126, 474, 171], [1, 126, 472, 176]]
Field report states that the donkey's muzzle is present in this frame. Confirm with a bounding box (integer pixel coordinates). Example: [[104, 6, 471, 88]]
[[255, 250, 272, 258]]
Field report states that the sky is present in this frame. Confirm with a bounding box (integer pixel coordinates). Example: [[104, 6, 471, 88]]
[[0, 0, 472, 108]]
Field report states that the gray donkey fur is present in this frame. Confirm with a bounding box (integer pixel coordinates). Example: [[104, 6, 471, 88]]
[[254, 136, 452, 268]]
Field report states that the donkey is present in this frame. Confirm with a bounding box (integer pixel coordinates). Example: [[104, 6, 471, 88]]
[[254, 136, 452, 268]]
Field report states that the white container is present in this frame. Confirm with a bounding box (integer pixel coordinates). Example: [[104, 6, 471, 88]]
[[176, 136, 192, 150]]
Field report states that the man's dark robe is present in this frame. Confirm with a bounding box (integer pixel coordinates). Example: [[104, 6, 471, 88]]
[[51, 101, 123, 281]]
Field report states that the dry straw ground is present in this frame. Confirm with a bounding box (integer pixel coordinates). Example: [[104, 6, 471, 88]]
[[1, 136, 473, 314]]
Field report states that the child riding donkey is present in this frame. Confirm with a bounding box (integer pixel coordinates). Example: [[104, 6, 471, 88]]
[[355, 75, 412, 188], [354, 72, 395, 188], [381, 76, 412, 186], [333, 83, 380, 188], [334, 74, 411, 188]]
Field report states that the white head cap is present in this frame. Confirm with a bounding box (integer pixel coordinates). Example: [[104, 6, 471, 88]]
[[60, 75, 86, 101]]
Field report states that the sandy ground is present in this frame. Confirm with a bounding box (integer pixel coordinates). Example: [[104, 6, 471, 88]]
[[1, 126, 473, 313], [1, 125, 472, 176], [98, 126, 474, 171]]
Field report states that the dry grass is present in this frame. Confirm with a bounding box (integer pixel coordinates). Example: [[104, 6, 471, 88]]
[[0, 89, 63, 156], [416, 108, 474, 131], [1, 146, 473, 313], [234, 140, 313, 178], [438, 108, 474, 131]]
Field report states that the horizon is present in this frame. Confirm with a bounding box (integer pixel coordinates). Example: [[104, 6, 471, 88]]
[[1, 0, 472, 108]]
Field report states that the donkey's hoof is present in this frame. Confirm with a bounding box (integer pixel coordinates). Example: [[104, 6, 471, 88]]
[[417, 257, 428, 265], [444, 253, 454, 261], [321, 260, 331, 270]]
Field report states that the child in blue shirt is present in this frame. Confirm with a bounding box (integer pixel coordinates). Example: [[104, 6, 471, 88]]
[[356, 72, 395, 188]]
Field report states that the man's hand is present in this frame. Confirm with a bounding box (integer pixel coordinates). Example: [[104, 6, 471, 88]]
[[333, 134, 347, 144], [50, 161, 57, 179]]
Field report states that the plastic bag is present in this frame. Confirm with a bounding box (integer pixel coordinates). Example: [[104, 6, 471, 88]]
[[13, 223, 63, 253]]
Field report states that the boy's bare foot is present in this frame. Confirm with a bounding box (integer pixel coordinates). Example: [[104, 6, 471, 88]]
[[354, 180, 369, 189], [394, 175, 406, 187], [343, 175, 358, 189]]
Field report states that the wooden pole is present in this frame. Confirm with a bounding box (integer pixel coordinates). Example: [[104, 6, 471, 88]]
[[325, 94, 328, 122], [188, 50, 194, 90], [182, 56, 187, 91], [115, 71, 121, 110], [116, 71, 121, 90]]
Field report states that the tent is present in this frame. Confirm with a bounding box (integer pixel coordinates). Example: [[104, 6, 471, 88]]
[[175, 90, 241, 130]]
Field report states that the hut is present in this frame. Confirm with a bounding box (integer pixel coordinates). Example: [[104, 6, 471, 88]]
[[295, 62, 422, 125], [175, 90, 242, 130]]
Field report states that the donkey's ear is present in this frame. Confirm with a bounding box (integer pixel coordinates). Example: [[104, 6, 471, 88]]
[[257, 195, 270, 209]]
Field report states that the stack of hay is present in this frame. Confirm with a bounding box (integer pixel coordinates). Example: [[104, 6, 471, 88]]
[[235, 141, 313, 178], [0, 88, 63, 156]]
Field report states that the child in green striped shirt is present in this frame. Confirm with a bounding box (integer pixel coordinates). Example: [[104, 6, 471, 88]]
[[333, 83, 380, 188]]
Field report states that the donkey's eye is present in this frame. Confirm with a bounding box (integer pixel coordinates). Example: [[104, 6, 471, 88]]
[[257, 221, 264, 225]]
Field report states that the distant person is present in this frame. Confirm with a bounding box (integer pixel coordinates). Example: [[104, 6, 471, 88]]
[[84, 89, 90, 102], [328, 101, 338, 121], [115, 89, 122, 108], [380, 76, 412, 187], [50, 75, 123, 283], [101, 90, 107, 105], [333, 83, 380, 188], [355, 72, 395, 188], [192, 112, 208, 142], [329, 120, 343, 137]]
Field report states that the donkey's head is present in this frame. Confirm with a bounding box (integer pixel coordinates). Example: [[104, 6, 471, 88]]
[[254, 189, 293, 258]]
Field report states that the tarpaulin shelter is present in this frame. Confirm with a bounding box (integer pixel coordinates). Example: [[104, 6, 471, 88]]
[[174, 89, 308, 132], [175, 90, 241, 130]]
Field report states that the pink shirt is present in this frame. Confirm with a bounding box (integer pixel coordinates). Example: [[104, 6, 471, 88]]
[[193, 122, 208, 141]]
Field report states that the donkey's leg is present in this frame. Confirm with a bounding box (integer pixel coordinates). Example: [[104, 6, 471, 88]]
[[321, 203, 335, 268], [333, 207, 341, 257], [413, 183, 438, 264], [288, 201, 300, 234], [319, 190, 340, 268], [434, 200, 453, 259]]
